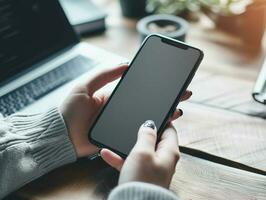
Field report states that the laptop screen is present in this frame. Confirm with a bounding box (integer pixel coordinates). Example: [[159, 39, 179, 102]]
[[0, 0, 79, 83]]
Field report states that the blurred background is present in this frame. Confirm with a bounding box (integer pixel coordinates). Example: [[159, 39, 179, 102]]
[[61, 0, 266, 79]]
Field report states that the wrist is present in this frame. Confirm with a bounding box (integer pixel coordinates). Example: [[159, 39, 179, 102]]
[[58, 107, 79, 157], [60, 104, 99, 158], [10, 108, 77, 172]]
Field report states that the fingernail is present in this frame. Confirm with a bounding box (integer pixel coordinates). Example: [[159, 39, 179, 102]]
[[142, 120, 156, 130], [179, 109, 183, 116]]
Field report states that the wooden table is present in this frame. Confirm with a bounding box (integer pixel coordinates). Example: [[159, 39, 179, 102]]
[[14, 0, 266, 199]]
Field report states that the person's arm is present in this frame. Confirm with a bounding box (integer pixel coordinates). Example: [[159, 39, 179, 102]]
[[0, 108, 76, 199], [0, 65, 129, 199]]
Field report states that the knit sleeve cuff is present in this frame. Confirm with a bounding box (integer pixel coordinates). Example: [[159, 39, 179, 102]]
[[6, 108, 77, 174], [108, 182, 179, 200]]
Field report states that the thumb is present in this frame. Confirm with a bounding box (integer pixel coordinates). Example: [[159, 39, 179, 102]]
[[133, 120, 157, 153]]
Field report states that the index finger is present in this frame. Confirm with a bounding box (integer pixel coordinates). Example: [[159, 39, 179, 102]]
[[156, 124, 180, 166], [86, 64, 128, 96]]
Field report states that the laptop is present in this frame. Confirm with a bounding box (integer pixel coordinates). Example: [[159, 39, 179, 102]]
[[0, 0, 124, 117]]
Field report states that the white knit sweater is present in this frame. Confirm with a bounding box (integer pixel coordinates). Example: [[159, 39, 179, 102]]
[[0, 108, 179, 200]]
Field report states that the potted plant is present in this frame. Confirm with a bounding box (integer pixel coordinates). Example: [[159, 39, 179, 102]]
[[145, 0, 266, 51], [203, 0, 266, 51], [146, 0, 221, 21]]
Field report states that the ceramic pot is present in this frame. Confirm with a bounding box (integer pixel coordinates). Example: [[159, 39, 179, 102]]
[[137, 14, 189, 42]]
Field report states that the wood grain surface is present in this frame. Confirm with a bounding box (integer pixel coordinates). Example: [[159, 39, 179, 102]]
[[172, 154, 266, 200], [175, 102, 266, 171], [15, 154, 266, 200]]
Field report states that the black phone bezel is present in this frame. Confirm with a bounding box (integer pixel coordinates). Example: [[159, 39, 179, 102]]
[[88, 34, 204, 158]]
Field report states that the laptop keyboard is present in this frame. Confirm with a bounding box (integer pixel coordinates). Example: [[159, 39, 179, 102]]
[[0, 55, 96, 117]]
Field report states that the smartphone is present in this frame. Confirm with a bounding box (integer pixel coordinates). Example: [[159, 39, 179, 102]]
[[89, 34, 204, 157]]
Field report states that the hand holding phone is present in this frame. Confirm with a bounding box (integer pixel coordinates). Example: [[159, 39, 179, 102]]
[[89, 34, 204, 157], [101, 121, 179, 188]]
